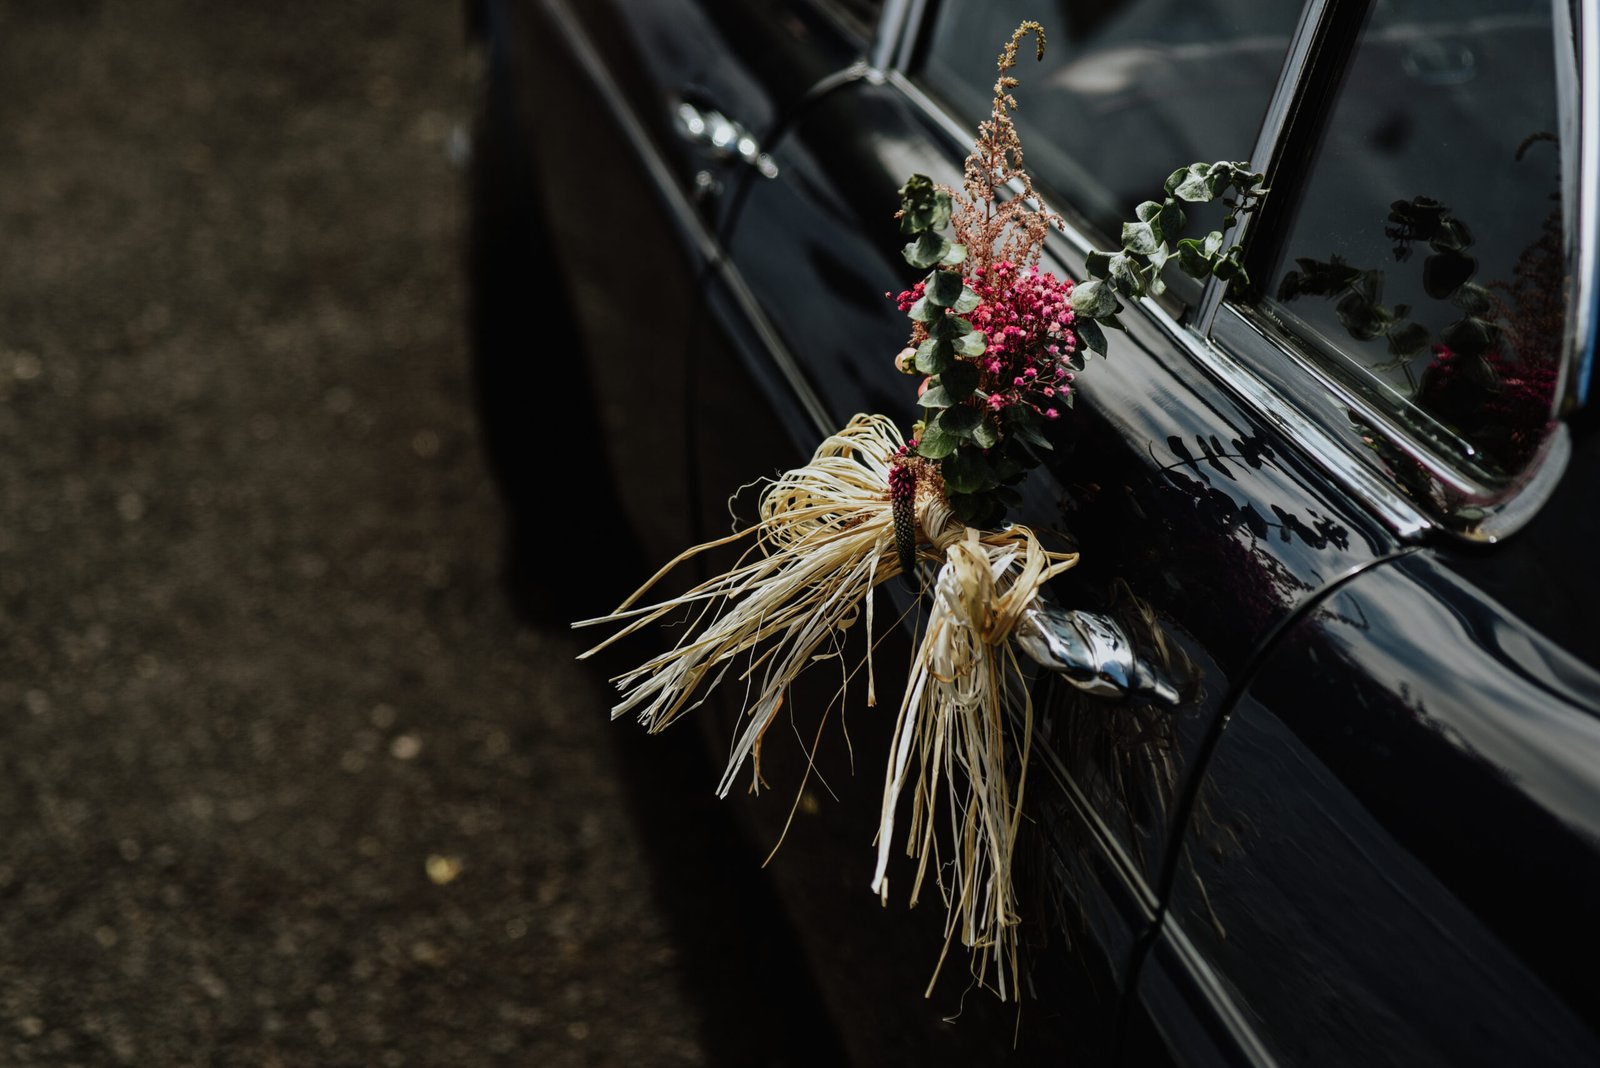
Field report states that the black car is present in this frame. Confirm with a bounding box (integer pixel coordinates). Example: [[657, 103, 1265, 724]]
[[472, 1, 1600, 1063]]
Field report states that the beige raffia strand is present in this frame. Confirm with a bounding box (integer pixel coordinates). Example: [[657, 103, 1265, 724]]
[[875, 501, 1077, 1000], [575, 412, 1076, 995], [575, 414, 909, 797]]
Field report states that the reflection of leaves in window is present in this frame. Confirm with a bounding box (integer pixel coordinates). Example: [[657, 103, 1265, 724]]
[[1277, 176, 1561, 473]]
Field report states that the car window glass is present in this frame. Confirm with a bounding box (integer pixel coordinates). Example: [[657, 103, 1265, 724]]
[[919, 1, 1301, 250], [1253, 0, 1563, 481]]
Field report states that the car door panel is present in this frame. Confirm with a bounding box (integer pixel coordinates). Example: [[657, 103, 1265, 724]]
[[516, 0, 1600, 1061], [706, 56, 1416, 1053], [509, 0, 859, 565], [1141, 551, 1600, 1065]]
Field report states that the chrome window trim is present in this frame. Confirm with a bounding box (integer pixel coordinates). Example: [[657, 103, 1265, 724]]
[[894, 1, 1586, 543], [1192, 0, 1332, 335], [868, 0, 910, 70], [869, 0, 927, 72], [1571, 0, 1598, 407], [1214, 305, 1572, 543]]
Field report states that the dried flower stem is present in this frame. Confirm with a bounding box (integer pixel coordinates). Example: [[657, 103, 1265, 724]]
[[953, 20, 1060, 273]]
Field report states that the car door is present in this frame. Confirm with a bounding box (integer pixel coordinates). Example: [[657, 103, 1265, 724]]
[[695, 0, 1433, 1054], [1131, 1, 1600, 1064], [504, 0, 860, 571]]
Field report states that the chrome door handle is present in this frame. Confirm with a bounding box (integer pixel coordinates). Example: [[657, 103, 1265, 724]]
[[673, 99, 779, 178], [1016, 599, 1183, 708]]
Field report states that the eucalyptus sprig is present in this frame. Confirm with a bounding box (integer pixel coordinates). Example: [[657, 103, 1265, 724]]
[[897, 174, 986, 411], [1070, 160, 1269, 351]]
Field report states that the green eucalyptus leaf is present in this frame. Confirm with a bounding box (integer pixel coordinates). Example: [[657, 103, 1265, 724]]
[[937, 403, 983, 440], [941, 242, 967, 266], [904, 232, 949, 269], [1203, 231, 1224, 257], [918, 384, 954, 409], [908, 295, 939, 322], [1135, 200, 1163, 223], [916, 421, 958, 459], [992, 486, 1023, 509], [1121, 219, 1160, 255], [1174, 166, 1215, 203], [915, 336, 953, 374], [926, 269, 966, 308], [941, 360, 980, 397], [972, 419, 999, 449], [988, 451, 1025, 483], [951, 285, 982, 314], [1176, 238, 1211, 277], [1164, 166, 1191, 196], [1077, 317, 1107, 356], [953, 327, 987, 356], [1158, 200, 1186, 237], [897, 174, 952, 235], [928, 312, 971, 338], [1013, 420, 1053, 450], [941, 447, 991, 494], [1440, 315, 1499, 356], [1085, 250, 1114, 278], [947, 490, 1002, 528], [1109, 253, 1143, 295], [1070, 278, 1117, 318]]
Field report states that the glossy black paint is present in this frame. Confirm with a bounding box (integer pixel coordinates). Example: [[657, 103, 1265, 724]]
[[486, 0, 1600, 1062], [1154, 550, 1600, 1064]]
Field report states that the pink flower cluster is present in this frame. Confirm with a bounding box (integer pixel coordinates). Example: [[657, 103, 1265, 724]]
[[892, 262, 1079, 428], [893, 281, 926, 314], [965, 261, 1076, 420]]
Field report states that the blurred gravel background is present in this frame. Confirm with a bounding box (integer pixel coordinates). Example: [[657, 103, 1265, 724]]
[[0, 2, 795, 1064]]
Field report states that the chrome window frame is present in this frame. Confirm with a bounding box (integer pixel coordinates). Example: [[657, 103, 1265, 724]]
[[873, 0, 1595, 544]]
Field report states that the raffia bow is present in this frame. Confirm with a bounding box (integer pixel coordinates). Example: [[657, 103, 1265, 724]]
[[575, 413, 1075, 994]]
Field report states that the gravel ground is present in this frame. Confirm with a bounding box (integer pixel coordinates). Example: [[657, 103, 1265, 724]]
[[0, 3, 816, 1064]]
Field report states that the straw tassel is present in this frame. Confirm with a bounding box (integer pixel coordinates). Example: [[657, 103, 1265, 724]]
[[873, 509, 1077, 998], [576, 413, 1076, 996], [574, 414, 910, 795]]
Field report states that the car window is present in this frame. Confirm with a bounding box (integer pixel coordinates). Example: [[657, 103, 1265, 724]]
[[1249, 0, 1564, 482], [919, 0, 1302, 252]]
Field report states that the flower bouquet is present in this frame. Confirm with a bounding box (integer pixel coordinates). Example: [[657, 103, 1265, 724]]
[[577, 21, 1264, 998]]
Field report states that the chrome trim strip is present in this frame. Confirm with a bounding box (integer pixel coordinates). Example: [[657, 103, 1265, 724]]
[[886, 69, 1434, 541], [1158, 914, 1282, 1068], [892, 0, 930, 70], [869, 0, 911, 71], [1572, 0, 1599, 406], [1193, 0, 1331, 335], [1196, 309, 1434, 538], [540, 0, 834, 440]]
